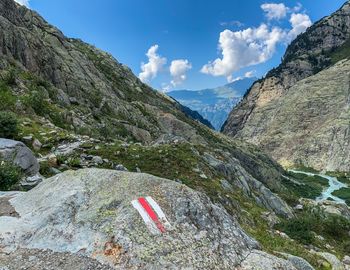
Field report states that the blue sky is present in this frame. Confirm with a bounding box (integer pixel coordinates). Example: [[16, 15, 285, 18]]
[[20, 0, 346, 91]]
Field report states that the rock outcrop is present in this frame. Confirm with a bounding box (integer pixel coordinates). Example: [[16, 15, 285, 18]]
[[0, 138, 39, 176], [0, 138, 43, 188], [222, 1, 350, 171], [0, 169, 295, 269]]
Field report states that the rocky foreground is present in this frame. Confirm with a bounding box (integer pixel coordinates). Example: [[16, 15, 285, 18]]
[[0, 169, 299, 270]]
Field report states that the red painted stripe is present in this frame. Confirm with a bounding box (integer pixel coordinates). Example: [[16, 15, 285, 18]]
[[138, 197, 166, 233]]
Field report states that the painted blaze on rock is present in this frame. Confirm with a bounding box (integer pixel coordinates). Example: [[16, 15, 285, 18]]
[[131, 196, 172, 235]]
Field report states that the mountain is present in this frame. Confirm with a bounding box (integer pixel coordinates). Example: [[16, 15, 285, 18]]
[[0, 0, 349, 268], [168, 77, 255, 130], [223, 1, 350, 171]]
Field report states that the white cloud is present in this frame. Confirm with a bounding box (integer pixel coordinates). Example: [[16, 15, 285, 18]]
[[202, 2, 312, 82], [201, 25, 285, 82], [288, 13, 312, 40], [14, 0, 29, 7], [139, 45, 167, 83], [170, 59, 192, 87], [220, 20, 244, 28], [244, 70, 256, 78], [261, 3, 288, 20], [231, 70, 256, 82]]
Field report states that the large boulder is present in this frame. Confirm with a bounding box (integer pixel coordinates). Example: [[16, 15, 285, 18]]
[[0, 169, 295, 269], [0, 138, 39, 176]]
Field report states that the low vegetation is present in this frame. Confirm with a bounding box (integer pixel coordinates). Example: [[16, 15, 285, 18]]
[[275, 207, 350, 257], [0, 111, 19, 139], [332, 187, 350, 206], [282, 171, 328, 199], [0, 160, 23, 190]]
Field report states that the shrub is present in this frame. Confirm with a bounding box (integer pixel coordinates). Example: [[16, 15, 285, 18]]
[[0, 160, 23, 190], [0, 111, 19, 139], [0, 82, 16, 110], [276, 216, 314, 244]]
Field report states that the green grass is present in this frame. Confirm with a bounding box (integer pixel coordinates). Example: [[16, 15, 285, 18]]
[[282, 171, 328, 199], [330, 38, 350, 64], [332, 187, 350, 206]]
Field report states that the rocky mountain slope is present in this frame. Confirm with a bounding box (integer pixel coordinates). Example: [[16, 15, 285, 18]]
[[0, 0, 349, 269], [168, 78, 255, 130], [223, 1, 350, 171]]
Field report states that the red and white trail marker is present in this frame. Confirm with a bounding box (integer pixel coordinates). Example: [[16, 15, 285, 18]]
[[132, 196, 172, 235]]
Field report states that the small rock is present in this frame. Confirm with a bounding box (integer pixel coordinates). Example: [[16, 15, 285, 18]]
[[22, 135, 33, 144], [343, 256, 350, 265], [199, 173, 208, 179], [92, 156, 103, 165], [69, 97, 79, 105], [49, 167, 61, 175], [175, 179, 183, 184], [21, 174, 43, 190], [115, 164, 128, 171], [95, 146, 100, 150], [103, 159, 109, 163], [220, 179, 233, 192], [32, 139, 42, 151], [48, 154, 58, 167], [294, 204, 303, 210], [261, 211, 280, 228], [136, 167, 141, 173]]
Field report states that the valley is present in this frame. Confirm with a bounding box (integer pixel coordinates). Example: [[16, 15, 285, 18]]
[[0, 0, 349, 269]]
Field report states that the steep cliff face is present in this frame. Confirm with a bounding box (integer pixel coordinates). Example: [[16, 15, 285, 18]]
[[223, 1, 350, 171]]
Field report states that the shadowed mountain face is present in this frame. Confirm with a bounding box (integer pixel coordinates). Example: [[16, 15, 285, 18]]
[[168, 78, 256, 130], [223, 1, 350, 171]]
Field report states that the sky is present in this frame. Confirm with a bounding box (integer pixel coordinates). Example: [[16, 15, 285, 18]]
[[17, 0, 346, 91]]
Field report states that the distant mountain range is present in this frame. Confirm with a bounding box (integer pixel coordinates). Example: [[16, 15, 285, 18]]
[[167, 77, 256, 130]]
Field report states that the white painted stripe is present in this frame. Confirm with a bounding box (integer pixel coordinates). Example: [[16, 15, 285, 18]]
[[145, 196, 172, 230], [131, 200, 160, 235]]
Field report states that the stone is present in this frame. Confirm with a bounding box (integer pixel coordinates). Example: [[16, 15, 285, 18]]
[[135, 167, 141, 173], [220, 179, 233, 192], [261, 211, 280, 228], [295, 204, 303, 210], [0, 169, 292, 269], [22, 136, 33, 144], [316, 252, 345, 270], [343, 256, 350, 265], [69, 97, 79, 105], [32, 139, 42, 151], [115, 164, 128, 171], [47, 154, 58, 167], [239, 250, 297, 270], [278, 253, 315, 270], [20, 174, 43, 190], [0, 139, 39, 176], [92, 156, 103, 165]]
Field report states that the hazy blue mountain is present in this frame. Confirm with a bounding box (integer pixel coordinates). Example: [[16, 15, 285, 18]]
[[168, 77, 256, 130]]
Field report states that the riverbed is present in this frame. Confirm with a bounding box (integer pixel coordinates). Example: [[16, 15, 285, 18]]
[[289, 170, 348, 204]]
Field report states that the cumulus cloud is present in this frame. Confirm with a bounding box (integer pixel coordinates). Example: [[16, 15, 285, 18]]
[[14, 0, 29, 7], [288, 13, 312, 40], [170, 59, 192, 87], [261, 3, 288, 20], [139, 45, 167, 83], [201, 24, 285, 82], [202, 3, 312, 82]]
